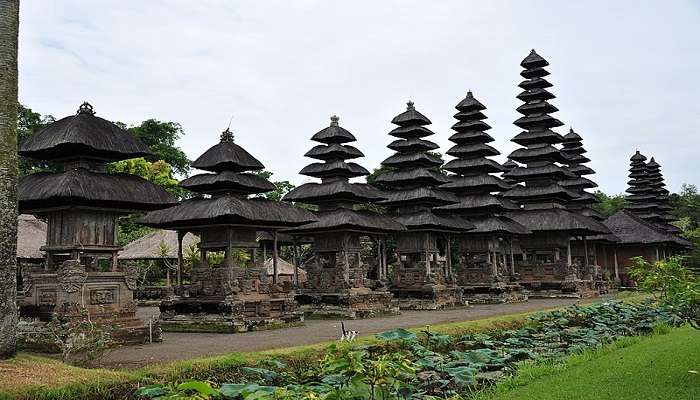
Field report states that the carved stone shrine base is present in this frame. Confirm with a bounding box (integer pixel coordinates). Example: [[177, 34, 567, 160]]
[[460, 282, 528, 304], [296, 288, 399, 319], [515, 262, 599, 299], [391, 284, 466, 310], [158, 293, 303, 333], [18, 262, 160, 351]]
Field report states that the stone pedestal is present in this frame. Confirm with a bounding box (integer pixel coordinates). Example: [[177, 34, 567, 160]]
[[158, 264, 303, 333], [516, 261, 599, 298], [391, 261, 464, 310], [18, 260, 160, 351]]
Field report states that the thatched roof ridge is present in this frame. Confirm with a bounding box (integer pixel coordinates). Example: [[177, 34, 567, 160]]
[[502, 184, 579, 202], [300, 161, 369, 178], [603, 210, 689, 246], [283, 181, 386, 204], [448, 131, 495, 144], [390, 101, 431, 126], [374, 167, 449, 186], [191, 130, 265, 173], [446, 143, 500, 158], [283, 208, 406, 234], [439, 174, 511, 193], [304, 143, 364, 160], [18, 102, 151, 163], [379, 187, 458, 207], [443, 158, 505, 174], [455, 91, 486, 111], [511, 129, 564, 146], [508, 145, 568, 163], [504, 164, 574, 180], [139, 197, 317, 229], [505, 208, 610, 235], [19, 168, 177, 212], [388, 125, 435, 139], [310, 116, 357, 144], [381, 151, 442, 168], [468, 215, 531, 235], [17, 215, 46, 259], [181, 171, 275, 194], [394, 210, 474, 232], [388, 138, 439, 152], [119, 230, 199, 260]]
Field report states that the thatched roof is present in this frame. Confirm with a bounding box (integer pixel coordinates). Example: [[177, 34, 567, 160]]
[[436, 194, 518, 214], [19, 168, 177, 212], [603, 210, 690, 247], [374, 167, 449, 186], [390, 101, 431, 126], [388, 138, 439, 152], [379, 187, 457, 207], [440, 175, 512, 194], [505, 208, 610, 235], [508, 145, 568, 163], [264, 257, 307, 279], [18, 102, 151, 163], [310, 116, 357, 144], [139, 196, 317, 230], [382, 152, 442, 168], [283, 208, 405, 235], [299, 161, 369, 178], [511, 129, 564, 146], [388, 125, 435, 139], [394, 210, 474, 232], [521, 49, 549, 68], [304, 143, 364, 160], [17, 215, 46, 260], [501, 184, 579, 203], [256, 231, 313, 245], [190, 129, 265, 173], [283, 181, 386, 204], [467, 215, 531, 235], [503, 164, 574, 181], [446, 143, 500, 158], [443, 158, 505, 174], [448, 130, 495, 144], [119, 230, 199, 260], [180, 171, 275, 195]]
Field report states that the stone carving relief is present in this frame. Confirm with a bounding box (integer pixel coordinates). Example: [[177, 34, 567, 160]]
[[57, 260, 87, 293]]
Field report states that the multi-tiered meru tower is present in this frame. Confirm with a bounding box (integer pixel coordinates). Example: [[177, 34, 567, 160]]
[[374, 101, 474, 309], [436, 91, 529, 303], [502, 50, 609, 298], [18, 102, 177, 346], [140, 127, 317, 333], [283, 116, 405, 318]]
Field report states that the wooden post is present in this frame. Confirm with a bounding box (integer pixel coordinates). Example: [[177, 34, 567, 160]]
[[381, 237, 388, 281], [655, 247, 660, 261], [424, 233, 431, 276], [446, 235, 452, 279], [292, 237, 299, 288], [272, 230, 279, 285], [263, 243, 267, 263], [343, 234, 350, 286], [177, 230, 184, 285], [226, 228, 235, 269], [613, 249, 619, 280], [583, 236, 589, 268], [509, 238, 515, 276]]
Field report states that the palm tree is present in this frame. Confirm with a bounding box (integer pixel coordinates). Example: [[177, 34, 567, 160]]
[[0, 0, 20, 359]]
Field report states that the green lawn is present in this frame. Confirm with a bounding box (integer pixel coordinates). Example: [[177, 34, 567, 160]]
[[477, 326, 700, 400]]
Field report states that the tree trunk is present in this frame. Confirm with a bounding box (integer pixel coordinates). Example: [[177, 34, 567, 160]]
[[0, 0, 20, 359]]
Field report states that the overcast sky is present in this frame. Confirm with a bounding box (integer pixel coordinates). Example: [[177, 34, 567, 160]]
[[18, 1, 700, 194]]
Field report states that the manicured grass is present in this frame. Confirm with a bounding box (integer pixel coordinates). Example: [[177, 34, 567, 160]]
[[475, 326, 700, 400]]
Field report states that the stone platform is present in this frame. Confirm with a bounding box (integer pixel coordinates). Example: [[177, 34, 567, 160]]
[[296, 289, 399, 319]]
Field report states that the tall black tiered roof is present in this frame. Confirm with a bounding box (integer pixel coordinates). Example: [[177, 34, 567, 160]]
[[624, 151, 660, 220], [374, 101, 474, 232], [502, 50, 578, 206], [644, 157, 681, 233], [140, 128, 316, 229], [436, 91, 528, 235], [501, 51, 608, 235], [559, 127, 603, 220], [18, 103, 177, 213], [282, 116, 404, 234]]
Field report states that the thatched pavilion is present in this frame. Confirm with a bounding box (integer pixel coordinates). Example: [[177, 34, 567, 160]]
[[17, 102, 177, 346], [374, 101, 474, 309], [437, 91, 530, 304], [282, 116, 405, 318], [139, 127, 317, 333], [501, 51, 609, 298]]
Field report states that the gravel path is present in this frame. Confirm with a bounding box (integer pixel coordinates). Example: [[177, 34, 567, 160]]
[[101, 297, 602, 368]]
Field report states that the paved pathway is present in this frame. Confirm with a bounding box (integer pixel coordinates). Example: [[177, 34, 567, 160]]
[[101, 297, 601, 368]]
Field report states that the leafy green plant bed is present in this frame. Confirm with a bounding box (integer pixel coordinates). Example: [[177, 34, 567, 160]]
[[134, 301, 682, 399]]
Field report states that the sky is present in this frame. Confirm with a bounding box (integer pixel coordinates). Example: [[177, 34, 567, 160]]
[[17, 0, 700, 194]]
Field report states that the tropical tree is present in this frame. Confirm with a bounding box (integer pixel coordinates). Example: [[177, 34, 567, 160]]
[[591, 190, 627, 217], [123, 119, 190, 175], [0, 0, 20, 359]]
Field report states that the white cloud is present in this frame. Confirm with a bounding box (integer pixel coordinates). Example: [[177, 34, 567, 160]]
[[18, 0, 700, 193]]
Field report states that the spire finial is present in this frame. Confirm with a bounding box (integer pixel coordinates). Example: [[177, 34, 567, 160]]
[[330, 115, 339, 126], [569, 126, 574, 133], [466, 90, 473, 97], [406, 100, 415, 110], [220, 127, 234, 142], [77, 102, 95, 115]]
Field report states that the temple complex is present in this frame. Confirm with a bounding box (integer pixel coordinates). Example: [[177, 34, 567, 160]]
[[437, 91, 529, 303], [282, 116, 405, 318], [501, 50, 609, 298], [139, 127, 317, 333], [374, 101, 474, 309], [17, 102, 177, 346]]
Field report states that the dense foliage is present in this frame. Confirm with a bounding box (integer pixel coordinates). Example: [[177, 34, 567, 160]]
[[630, 256, 700, 329], [591, 190, 627, 217], [134, 301, 680, 400]]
